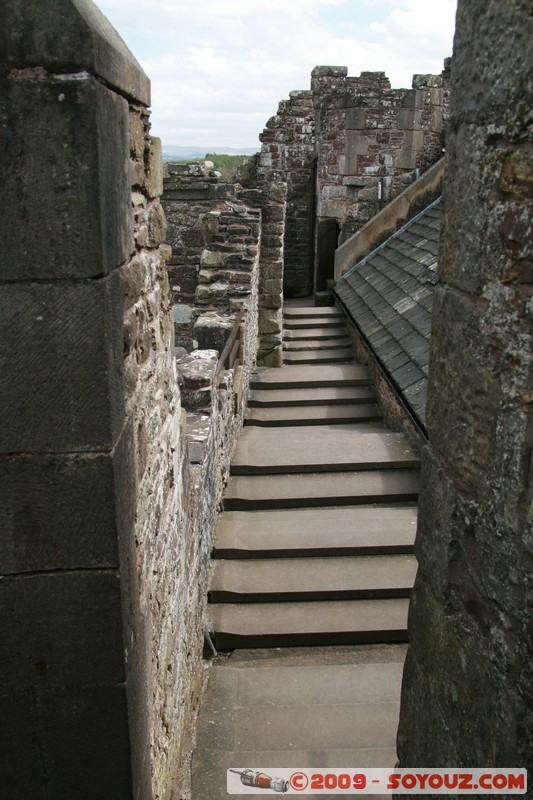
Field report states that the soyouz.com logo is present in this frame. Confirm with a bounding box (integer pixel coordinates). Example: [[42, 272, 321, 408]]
[[227, 767, 527, 794]]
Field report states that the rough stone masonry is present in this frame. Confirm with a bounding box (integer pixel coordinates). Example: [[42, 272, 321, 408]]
[[247, 62, 450, 298], [397, 0, 533, 772], [0, 2, 212, 799], [0, 3, 263, 798]]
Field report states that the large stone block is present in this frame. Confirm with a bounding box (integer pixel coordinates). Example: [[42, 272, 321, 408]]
[[0, 75, 132, 281], [258, 308, 282, 335], [404, 574, 524, 766], [425, 286, 498, 489], [0, 685, 134, 800], [345, 108, 366, 130], [439, 125, 528, 294], [0, 0, 150, 105], [194, 313, 233, 353], [257, 346, 283, 368], [397, 648, 455, 766], [395, 148, 418, 170], [0, 275, 124, 453], [403, 129, 424, 151], [0, 571, 125, 693], [450, 0, 533, 127], [145, 136, 163, 198], [0, 692, 47, 798], [0, 452, 119, 574], [39, 686, 132, 800], [346, 131, 369, 157], [414, 447, 463, 596]]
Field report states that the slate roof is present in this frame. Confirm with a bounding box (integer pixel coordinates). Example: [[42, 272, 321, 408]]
[[334, 198, 441, 430]]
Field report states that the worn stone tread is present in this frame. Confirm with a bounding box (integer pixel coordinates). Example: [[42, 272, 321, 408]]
[[213, 505, 417, 558], [248, 385, 378, 407], [283, 317, 346, 329], [283, 337, 351, 351], [211, 598, 410, 647], [250, 363, 373, 389], [205, 659, 405, 708], [283, 306, 343, 318], [283, 348, 354, 364], [231, 429, 420, 474], [223, 469, 419, 510], [284, 326, 349, 340], [210, 554, 417, 602], [192, 652, 402, 799], [196, 750, 396, 800], [244, 403, 382, 426]]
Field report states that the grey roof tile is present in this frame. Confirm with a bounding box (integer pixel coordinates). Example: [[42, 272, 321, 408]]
[[334, 197, 441, 432]]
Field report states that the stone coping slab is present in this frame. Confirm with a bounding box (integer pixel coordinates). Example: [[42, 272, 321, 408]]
[[2, 0, 150, 104]]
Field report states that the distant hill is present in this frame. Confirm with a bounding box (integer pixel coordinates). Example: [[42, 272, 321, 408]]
[[161, 145, 258, 162]]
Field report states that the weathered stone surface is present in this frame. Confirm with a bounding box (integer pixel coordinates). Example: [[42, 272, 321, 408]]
[[194, 312, 234, 353], [0, 452, 121, 574], [0, 571, 125, 691], [0, 692, 48, 799], [38, 686, 133, 800], [258, 307, 283, 335], [424, 285, 530, 488], [0, 276, 124, 453], [253, 61, 449, 296], [0, 685, 134, 800], [172, 303, 194, 324], [0, 8, 192, 797], [177, 349, 218, 390], [145, 136, 163, 198], [0, 76, 132, 280], [0, 0, 150, 105], [397, 0, 533, 772], [145, 200, 167, 247]]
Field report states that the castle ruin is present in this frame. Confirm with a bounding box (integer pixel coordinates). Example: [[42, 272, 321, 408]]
[[0, 0, 531, 797]]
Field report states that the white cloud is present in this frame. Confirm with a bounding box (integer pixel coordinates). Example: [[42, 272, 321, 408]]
[[96, 0, 457, 148]]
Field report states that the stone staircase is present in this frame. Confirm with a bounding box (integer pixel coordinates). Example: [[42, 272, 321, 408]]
[[282, 305, 354, 364], [208, 305, 419, 649]]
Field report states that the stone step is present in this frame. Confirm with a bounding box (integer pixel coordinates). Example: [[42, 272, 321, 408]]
[[284, 326, 349, 340], [283, 306, 342, 317], [248, 385, 378, 407], [283, 318, 345, 329], [250, 364, 373, 389], [210, 598, 410, 648], [212, 505, 417, 559], [244, 403, 382, 426], [210, 554, 417, 603], [283, 337, 351, 351], [231, 428, 420, 475], [223, 469, 419, 510], [191, 650, 406, 799], [283, 348, 354, 364]]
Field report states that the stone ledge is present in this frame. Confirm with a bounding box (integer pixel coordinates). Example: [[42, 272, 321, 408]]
[[0, 0, 150, 105]]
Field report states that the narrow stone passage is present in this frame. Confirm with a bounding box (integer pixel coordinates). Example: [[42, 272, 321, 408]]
[[191, 301, 420, 799]]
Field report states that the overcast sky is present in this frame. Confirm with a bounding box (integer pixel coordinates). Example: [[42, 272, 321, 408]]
[[96, 0, 457, 150]]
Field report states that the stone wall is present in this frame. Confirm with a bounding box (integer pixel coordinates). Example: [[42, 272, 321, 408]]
[[240, 181, 288, 366], [0, 3, 161, 798], [397, 0, 533, 770], [258, 91, 315, 297], [312, 64, 450, 245], [164, 159, 285, 368], [162, 161, 239, 350], [255, 62, 450, 297], [0, 3, 253, 799], [334, 158, 445, 279]]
